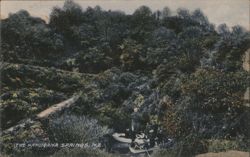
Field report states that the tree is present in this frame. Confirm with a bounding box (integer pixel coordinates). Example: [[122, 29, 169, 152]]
[[179, 69, 249, 138], [151, 27, 176, 45], [95, 10, 127, 45], [130, 6, 156, 42], [133, 5, 153, 17], [217, 23, 230, 37], [146, 27, 178, 67], [49, 0, 83, 33], [231, 25, 247, 38], [69, 23, 96, 48], [76, 46, 113, 73], [161, 69, 250, 154], [162, 7, 171, 18], [213, 25, 250, 71], [177, 26, 205, 72], [2, 10, 63, 61], [153, 10, 161, 21], [191, 9, 209, 25], [119, 39, 144, 71], [177, 8, 191, 19]]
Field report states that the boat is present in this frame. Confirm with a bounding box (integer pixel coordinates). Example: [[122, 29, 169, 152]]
[[112, 133, 132, 143], [112, 133, 146, 144]]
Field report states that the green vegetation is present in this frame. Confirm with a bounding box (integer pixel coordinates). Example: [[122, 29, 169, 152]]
[[1, 0, 250, 156], [47, 114, 111, 143], [50, 148, 117, 157]]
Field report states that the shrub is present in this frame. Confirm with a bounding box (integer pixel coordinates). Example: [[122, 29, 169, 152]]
[[207, 139, 245, 152], [47, 114, 111, 143]]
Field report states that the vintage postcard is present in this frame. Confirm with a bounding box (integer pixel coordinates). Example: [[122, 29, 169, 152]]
[[1, 0, 250, 157]]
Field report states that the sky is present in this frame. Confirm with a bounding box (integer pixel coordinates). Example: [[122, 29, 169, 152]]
[[1, 0, 250, 30]]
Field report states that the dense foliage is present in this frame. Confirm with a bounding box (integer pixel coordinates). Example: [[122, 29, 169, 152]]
[[1, 0, 250, 156]]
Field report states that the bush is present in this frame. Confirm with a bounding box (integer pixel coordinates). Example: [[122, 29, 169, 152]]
[[207, 139, 244, 152], [47, 114, 111, 143]]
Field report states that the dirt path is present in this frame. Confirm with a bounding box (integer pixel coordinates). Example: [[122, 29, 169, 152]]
[[36, 94, 80, 119], [3, 94, 80, 133], [196, 150, 249, 157]]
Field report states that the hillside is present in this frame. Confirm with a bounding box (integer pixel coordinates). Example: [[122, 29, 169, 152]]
[[1, 1, 250, 157], [1, 62, 94, 129]]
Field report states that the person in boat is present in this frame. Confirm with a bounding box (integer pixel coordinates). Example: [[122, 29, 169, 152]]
[[125, 128, 130, 138], [131, 107, 143, 146]]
